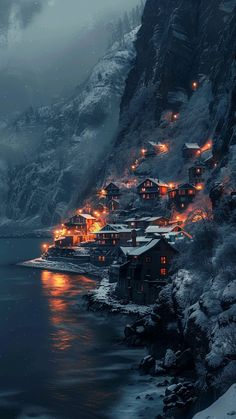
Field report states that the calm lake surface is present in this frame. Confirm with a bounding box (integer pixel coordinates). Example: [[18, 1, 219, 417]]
[[0, 238, 144, 419]]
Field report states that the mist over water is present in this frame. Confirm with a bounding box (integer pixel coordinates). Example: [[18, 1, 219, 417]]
[[0, 0, 140, 117]]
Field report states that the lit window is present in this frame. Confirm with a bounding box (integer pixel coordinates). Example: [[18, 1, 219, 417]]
[[160, 268, 167, 276], [161, 256, 167, 264], [188, 189, 194, 195], [145, 257, 152, 263], [99, 256, 105, 262]]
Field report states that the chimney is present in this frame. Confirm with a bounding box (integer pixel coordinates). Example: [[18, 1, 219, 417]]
[[131, 229, 137, 247]]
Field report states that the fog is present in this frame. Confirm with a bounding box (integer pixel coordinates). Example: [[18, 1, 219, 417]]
[[0, 0, 141, 117]]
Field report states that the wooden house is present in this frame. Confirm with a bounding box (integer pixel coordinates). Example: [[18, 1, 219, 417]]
[[188, 162, 206, 186], [61, 213, 97, 245], [95, 224, 136, 247], [115, 237, 178, 304], [104, 183, 121, 200], [168, 183, 197, 210], [137, 178, 169, 200], [182, 143, 201, 159]]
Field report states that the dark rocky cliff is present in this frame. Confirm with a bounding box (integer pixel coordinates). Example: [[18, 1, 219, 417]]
[[112, 0, 236, 184]]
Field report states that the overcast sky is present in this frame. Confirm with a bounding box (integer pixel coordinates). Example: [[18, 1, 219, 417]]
[[0, 0, 141, 116]]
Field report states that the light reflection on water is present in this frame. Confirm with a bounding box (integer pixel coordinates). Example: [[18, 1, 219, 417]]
[[41, 271, 96, 352], [0, 240, 145, 419]]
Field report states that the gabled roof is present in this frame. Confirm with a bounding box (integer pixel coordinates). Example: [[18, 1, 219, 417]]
[[125, 217, 150, 222], [137, 178, 169, 188], [178, 183, 196, 190], [121, 239, 161, 256], [96, 224, 136, 234], [146, 225, 181, 234], [183, 143, 200, 150], [80, 214, 96, 220], [105, 182, 119, 190], [148, 216, 169, 222]]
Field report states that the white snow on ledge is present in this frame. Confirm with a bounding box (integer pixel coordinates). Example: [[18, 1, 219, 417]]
[[91, 277, 153, 316], [192, 384, 236, 419], [19, 258, 107, 278]]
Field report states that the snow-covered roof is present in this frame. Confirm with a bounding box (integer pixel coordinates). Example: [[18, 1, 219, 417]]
[[145, 225, 181, 234], [125, 217, 150, 222], [126, 239, 162, 256], [80, 214, 96, 220], [178, 183, 196, 190], [183, 143, 200, 149], [148, 141, 158, 147], [138, 178, 169, 188], [105, 182, 119, 190], [148, 216, 168, 222], [96, 224, 136, 234]]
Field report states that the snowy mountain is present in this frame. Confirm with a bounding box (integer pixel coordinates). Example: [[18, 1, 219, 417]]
[[0, 28, 138, 233]]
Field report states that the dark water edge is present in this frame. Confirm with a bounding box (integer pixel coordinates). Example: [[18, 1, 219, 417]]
[[0, 238, 149, 419]]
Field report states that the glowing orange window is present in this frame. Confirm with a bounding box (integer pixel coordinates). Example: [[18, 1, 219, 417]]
[[160, 268, 167, 276], [160, 256, 167, 264]]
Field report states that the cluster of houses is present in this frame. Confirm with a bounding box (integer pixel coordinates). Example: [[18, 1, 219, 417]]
[[46, 212, 192, 304], [43, 139, 215, 305]]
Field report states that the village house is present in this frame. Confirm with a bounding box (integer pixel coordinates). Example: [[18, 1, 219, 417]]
[[182, 143, 201, 159], [114, 237, 178, 304], [137, 178, 169, 200], [188, 161, 206, 186], [55, 213, 97, 247], [104, 183, 121, 201], [168, 183, 197, 210], [95, 224, 137, 247], [141, 141, 169, 157]]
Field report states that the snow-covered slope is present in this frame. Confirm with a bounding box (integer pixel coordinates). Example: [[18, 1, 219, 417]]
[[193, 384, 236, 419], [0, 28, 138, 233], [108, 0, 236, 193]]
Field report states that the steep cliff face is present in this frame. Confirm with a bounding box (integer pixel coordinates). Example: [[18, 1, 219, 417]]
[[0, 29, 138, 233], [112, 0, 236, 397], [111, 0, 236, 187]]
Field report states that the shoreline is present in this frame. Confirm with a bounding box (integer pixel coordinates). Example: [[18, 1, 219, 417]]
[[19, 258, 108, 279]]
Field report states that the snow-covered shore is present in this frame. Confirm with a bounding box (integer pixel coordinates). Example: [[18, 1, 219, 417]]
[[88, 277, 153, 316], [19, 258, 107, 278]]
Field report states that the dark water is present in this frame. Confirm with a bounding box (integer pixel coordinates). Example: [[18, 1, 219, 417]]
[[0, 239, 144, 419]]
